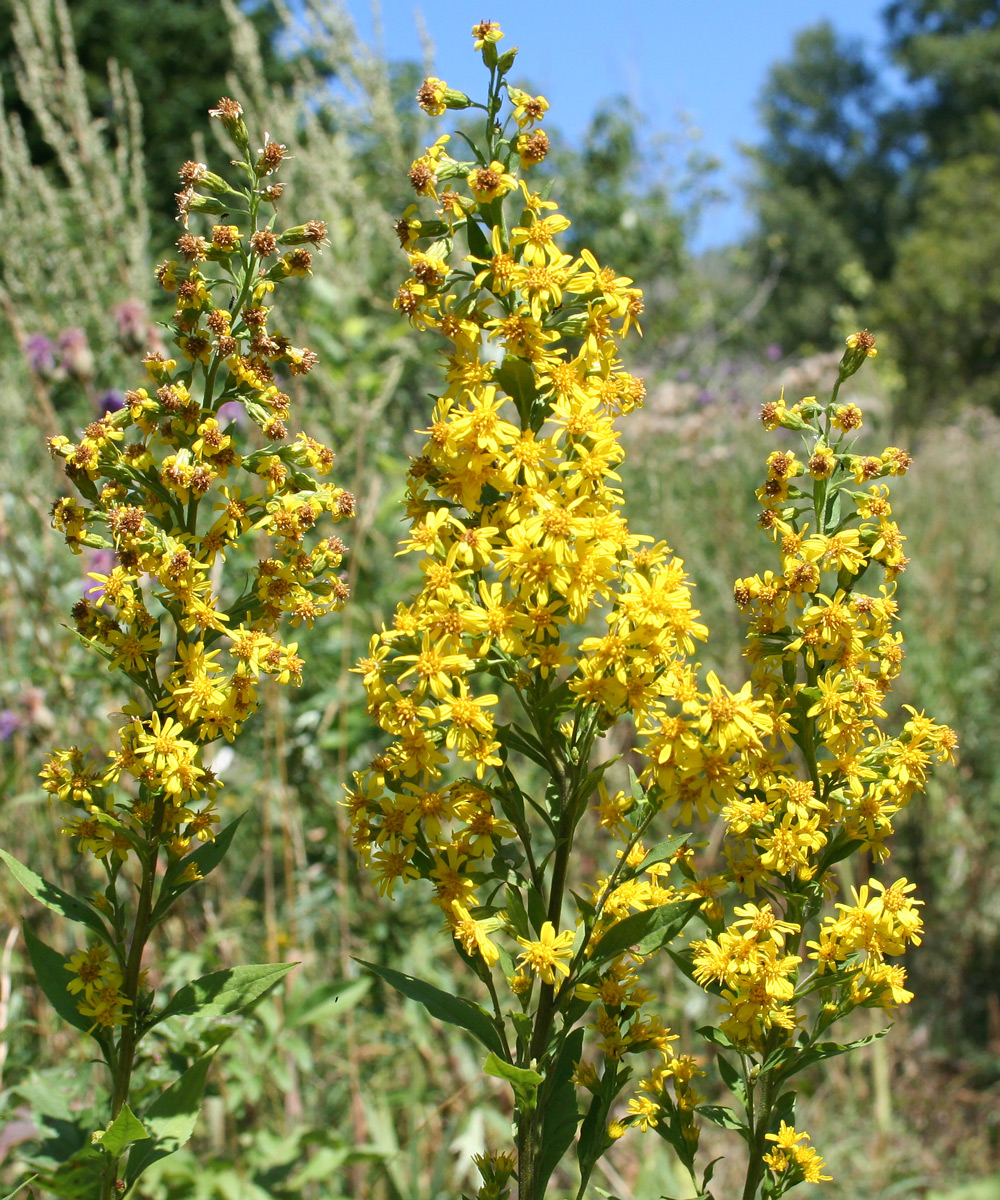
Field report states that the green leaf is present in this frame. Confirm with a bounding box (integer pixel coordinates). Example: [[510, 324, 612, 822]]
[[504, 886, 530, 940], [148, 962, 296, 1029], [0, 1175, 37, 1199], [124, 1051, 216, 1186], [483, 1052, 543, 1112], [153, 814, 245, 920], [22, 926, 93, 1036], [536, 1027, 584, 1193], [713, 1053, 746, 1105], [92, 1104, 148, 1156], [774, 1028, 889, 1082], [591, 899, 701, 965], [1, 850, 109, 937], [465, 216, 492, 262], [356, 960, 506, 1059], [636, 835, 689, 875], [526, 888, 548, 939], [495, 722, 550, 771], [495, 355, 539, 424], [572, 756, 621, 812], [491, 771, 527, 830], [696, 1104, 745, 1132]]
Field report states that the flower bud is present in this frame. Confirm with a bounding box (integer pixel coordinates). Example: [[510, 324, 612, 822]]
[[277, 221, 330, 248], [496, 47, 519, 75], [185, 194, 232, 216], [838, 329, 877, 382]]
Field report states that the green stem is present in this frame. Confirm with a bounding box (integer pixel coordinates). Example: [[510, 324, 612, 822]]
[[740, 1063, 778, 1200], [518, 769, 576, 1200], [100, 792, 167, 1199]]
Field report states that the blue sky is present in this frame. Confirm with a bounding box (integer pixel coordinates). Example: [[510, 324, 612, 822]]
[[338, 0, 896, 247]]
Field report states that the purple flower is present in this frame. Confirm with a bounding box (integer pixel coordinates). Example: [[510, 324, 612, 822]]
[[217, 401, 245, 427], [0, 709, 21, 740], [697, 388, 714, 405], [84, 548, 117, 609], [58, 328, 94, 381], [113, 299, 147, 351], [23, 333, 57, 376], [767, 343, 783, 362], [96, 389, 126, 415]]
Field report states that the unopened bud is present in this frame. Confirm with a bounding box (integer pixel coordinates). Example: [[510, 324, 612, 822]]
[[278, 221, 330, 248], [496, 47, 519, 74], [185, 194, 231, 215], [443, 87, 473, 109]]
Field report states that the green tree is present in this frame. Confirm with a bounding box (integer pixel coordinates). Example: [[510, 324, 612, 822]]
[[547, 96, 701, 356], [882, 138, 1000, 420], [0, 0, 288, 227], [885, 0, 1000, 160], [744, 21, 908, 351]]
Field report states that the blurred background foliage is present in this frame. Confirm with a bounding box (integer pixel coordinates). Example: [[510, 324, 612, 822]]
[[0, 0, 998, 1196]]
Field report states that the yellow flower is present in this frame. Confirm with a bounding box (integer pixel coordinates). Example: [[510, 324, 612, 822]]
[[516, 920, 576, 986], [467, 161, 517, 204]]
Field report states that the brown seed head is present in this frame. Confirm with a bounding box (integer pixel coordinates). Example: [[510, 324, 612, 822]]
[[176, 234, 208, 262], [519, 130, 550, 164], [409, 162, 434, 193], [208, 97, 243, 121], [179, 161, 208, 185], [250, 229, 278, 257]]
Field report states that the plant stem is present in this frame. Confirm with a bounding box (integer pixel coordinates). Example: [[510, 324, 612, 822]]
[[740, 1065, 777, 1200], [100, 792, 167, 1199]]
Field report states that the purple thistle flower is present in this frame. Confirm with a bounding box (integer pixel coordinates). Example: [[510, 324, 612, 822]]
[[57, 328, 94, 381], [23, 333, 57, 376], [84, 548, 117, 610], [113, 299, 147, 352], [96, 389, 126, 415]]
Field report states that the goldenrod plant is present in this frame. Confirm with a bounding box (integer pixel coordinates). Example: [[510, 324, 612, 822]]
[[350, 23, 957, 1200], [3, 99, 351, 1198]]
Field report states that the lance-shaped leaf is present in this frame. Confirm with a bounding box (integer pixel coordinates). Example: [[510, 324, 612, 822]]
[[22, 925, 97, 1037], [483, 1052, 543, 1112], [636, 834, 689, 876], [356, 959, 506, 1059], [496, 722, 550, 771], [591, 898, 701, 965], [148, 962, 296, 1029], [772, 1028, 890, 1082], [152, 814, 245, 922], [91, 1104, 148, 1156], [536, 1027, 584, 1194], [1, 1175, 38, 1199], [696, 1104, 745, 1132], [1, 850, 109, 938], [124, 1051, 217, 1186]]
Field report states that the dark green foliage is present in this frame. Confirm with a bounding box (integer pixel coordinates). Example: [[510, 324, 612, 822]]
[[744, 4, 1000, 414], [0, 0, 289, 228], [882, 145, 1000, 420], [744, 22, 908, 350]]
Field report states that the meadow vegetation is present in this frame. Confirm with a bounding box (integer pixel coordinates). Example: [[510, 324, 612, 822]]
[[0, 2, 997, 1198]]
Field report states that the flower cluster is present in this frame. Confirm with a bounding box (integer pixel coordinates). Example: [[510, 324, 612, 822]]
[[350, 31, 700, 989], [348, 25, 956, 1200], [40, 98, 351, 1021]]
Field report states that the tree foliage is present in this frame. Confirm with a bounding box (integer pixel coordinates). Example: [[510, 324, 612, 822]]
[[0, 0, 289, 225], [745, 3, 1000, 416]]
